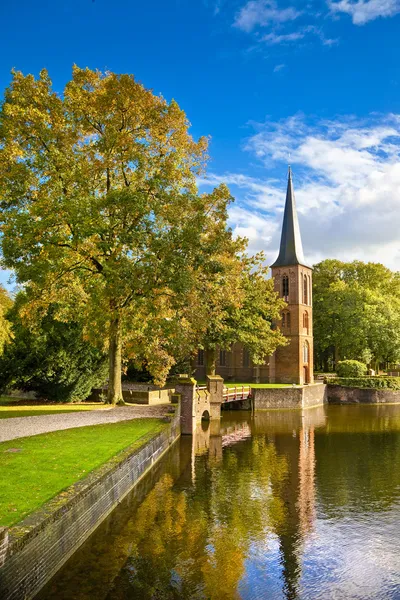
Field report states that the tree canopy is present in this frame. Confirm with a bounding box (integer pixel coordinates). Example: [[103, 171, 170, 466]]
[[313, 259, 400, 370], [0, 67, 246, 401]]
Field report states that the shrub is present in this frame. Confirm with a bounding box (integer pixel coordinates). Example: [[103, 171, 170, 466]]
[[0, 302, 108, 403], [336, 360, 367, 377], [326, 377, 400, 390]]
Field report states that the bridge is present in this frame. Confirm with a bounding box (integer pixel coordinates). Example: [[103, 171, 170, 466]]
[[174, 376, 253, 435], [196, 384, 251, 403]]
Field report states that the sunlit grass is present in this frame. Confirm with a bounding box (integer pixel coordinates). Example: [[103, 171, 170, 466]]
[[0, 399, 109, 419], [196, 382, 292, 388], [224, 382, 292, 388], [0, 418, 166, 527]]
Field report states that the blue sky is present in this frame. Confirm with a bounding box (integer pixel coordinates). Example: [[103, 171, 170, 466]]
[[1, 0, 400, 286]]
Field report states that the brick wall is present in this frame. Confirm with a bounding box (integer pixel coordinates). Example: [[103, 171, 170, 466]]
[[327, 385, 400, 404], [252, 383, 326, 409], [0, 412, 181, 600]]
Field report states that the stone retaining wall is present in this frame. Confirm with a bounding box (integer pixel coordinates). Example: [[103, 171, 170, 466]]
[[327, 384, 400, 404], [0, 410, 180, 600], [252, 383, 326, 410], [88, 385, 174, 404]]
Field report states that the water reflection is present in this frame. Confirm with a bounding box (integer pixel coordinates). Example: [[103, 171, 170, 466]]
[[38, 405, 400, 600]]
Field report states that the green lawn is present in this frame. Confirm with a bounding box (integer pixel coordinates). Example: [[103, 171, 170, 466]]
[[0, 398, 108, 419], [224, 382, 292, 388], [0, 418, 165, 527], [195, 381, 292, 388]]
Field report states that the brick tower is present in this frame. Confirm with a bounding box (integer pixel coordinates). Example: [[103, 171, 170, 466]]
[[270, 167, 313, 385]]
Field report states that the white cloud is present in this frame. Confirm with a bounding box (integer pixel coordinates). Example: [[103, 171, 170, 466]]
[[200, 114, 400, 270], [328, 0, 400, 24], [232, 1, 340, 48], [262, 30, 305, 44], [261, 25, 338, 46], [273, 63, 286, 72], [234, 0, 302, 32]]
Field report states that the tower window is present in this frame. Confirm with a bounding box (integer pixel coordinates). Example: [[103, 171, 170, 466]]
[[282, 311, 291, 330], [243, 348, 250, 368], [197, 349, 204, 366], [303, 311, 309, 334], [303, 341, 309, 364], [219, 349, 226, 367], [303, 275, 308, 305], [282, 275, 289, 302]]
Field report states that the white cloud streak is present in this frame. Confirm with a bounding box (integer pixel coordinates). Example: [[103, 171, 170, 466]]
[[328, 0, 400, 24]]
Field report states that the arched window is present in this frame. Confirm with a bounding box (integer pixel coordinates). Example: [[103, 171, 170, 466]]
[[303, 341, 309, 364], [286, 311, 291, 330], [282, 312, 286, 327], [303, 274, 308, 305], [303, 311, 309, 334], [308, 275, 311, 304], [282, 275, 289, 302]]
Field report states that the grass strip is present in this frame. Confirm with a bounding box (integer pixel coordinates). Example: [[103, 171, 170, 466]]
[[224, 382, 292, 388], [0, 418, 165, 527], [0, 403, 109, 419], [196, 382, 292, 388]]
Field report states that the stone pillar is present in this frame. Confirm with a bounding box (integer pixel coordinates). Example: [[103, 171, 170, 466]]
[[174, 376, 196, 435], [0, 527, 8, 568], [207, 375, 224, 420]]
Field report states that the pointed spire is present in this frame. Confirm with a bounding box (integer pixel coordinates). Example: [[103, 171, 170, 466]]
[[271, 166, 307, 268]]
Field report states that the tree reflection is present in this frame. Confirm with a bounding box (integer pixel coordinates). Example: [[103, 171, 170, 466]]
[[107, 432, 289, 600]]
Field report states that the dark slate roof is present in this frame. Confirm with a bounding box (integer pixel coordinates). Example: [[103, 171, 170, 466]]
[[271, 167, 308, 268]]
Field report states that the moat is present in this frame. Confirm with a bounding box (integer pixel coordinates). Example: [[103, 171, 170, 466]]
[[38, 405, 400, 600]]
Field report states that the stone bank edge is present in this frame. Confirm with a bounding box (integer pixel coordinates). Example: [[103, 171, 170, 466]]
[[0, 406, 181, 600]]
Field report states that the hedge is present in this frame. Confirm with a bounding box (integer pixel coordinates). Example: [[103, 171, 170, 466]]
[[336, 360, 367, 377], [326, 377, 400, 390]]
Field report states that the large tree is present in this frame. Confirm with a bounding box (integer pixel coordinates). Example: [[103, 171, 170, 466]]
[[0, 67, 233, 403], [313, 259, 400, 371]]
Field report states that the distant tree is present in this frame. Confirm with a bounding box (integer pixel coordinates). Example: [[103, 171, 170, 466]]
[[313, 260, 400, 371], [0, 67, 235, 402], [0, 293, 107, 402]]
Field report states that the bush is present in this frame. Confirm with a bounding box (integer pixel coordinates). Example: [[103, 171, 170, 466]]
[[336, 360, 367, 377], [0, 302, 108, 403], [326, 377, 400, 390]]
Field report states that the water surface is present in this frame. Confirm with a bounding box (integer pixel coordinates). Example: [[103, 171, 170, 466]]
[[38, 405, 400, 600]]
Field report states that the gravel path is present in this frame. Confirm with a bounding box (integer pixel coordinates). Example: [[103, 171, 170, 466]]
[[0, 405, 171, 443]]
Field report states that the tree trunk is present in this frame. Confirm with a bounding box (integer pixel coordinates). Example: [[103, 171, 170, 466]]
[[334, 345, 340, 371], [206, 348, 216, 376], [107, 313, 124, 405]]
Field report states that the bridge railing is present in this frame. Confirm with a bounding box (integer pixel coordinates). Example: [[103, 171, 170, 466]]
[[222, 386, 251, 402]]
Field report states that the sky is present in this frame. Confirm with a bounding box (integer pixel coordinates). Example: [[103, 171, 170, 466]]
[[1, 0, 400, 287]]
